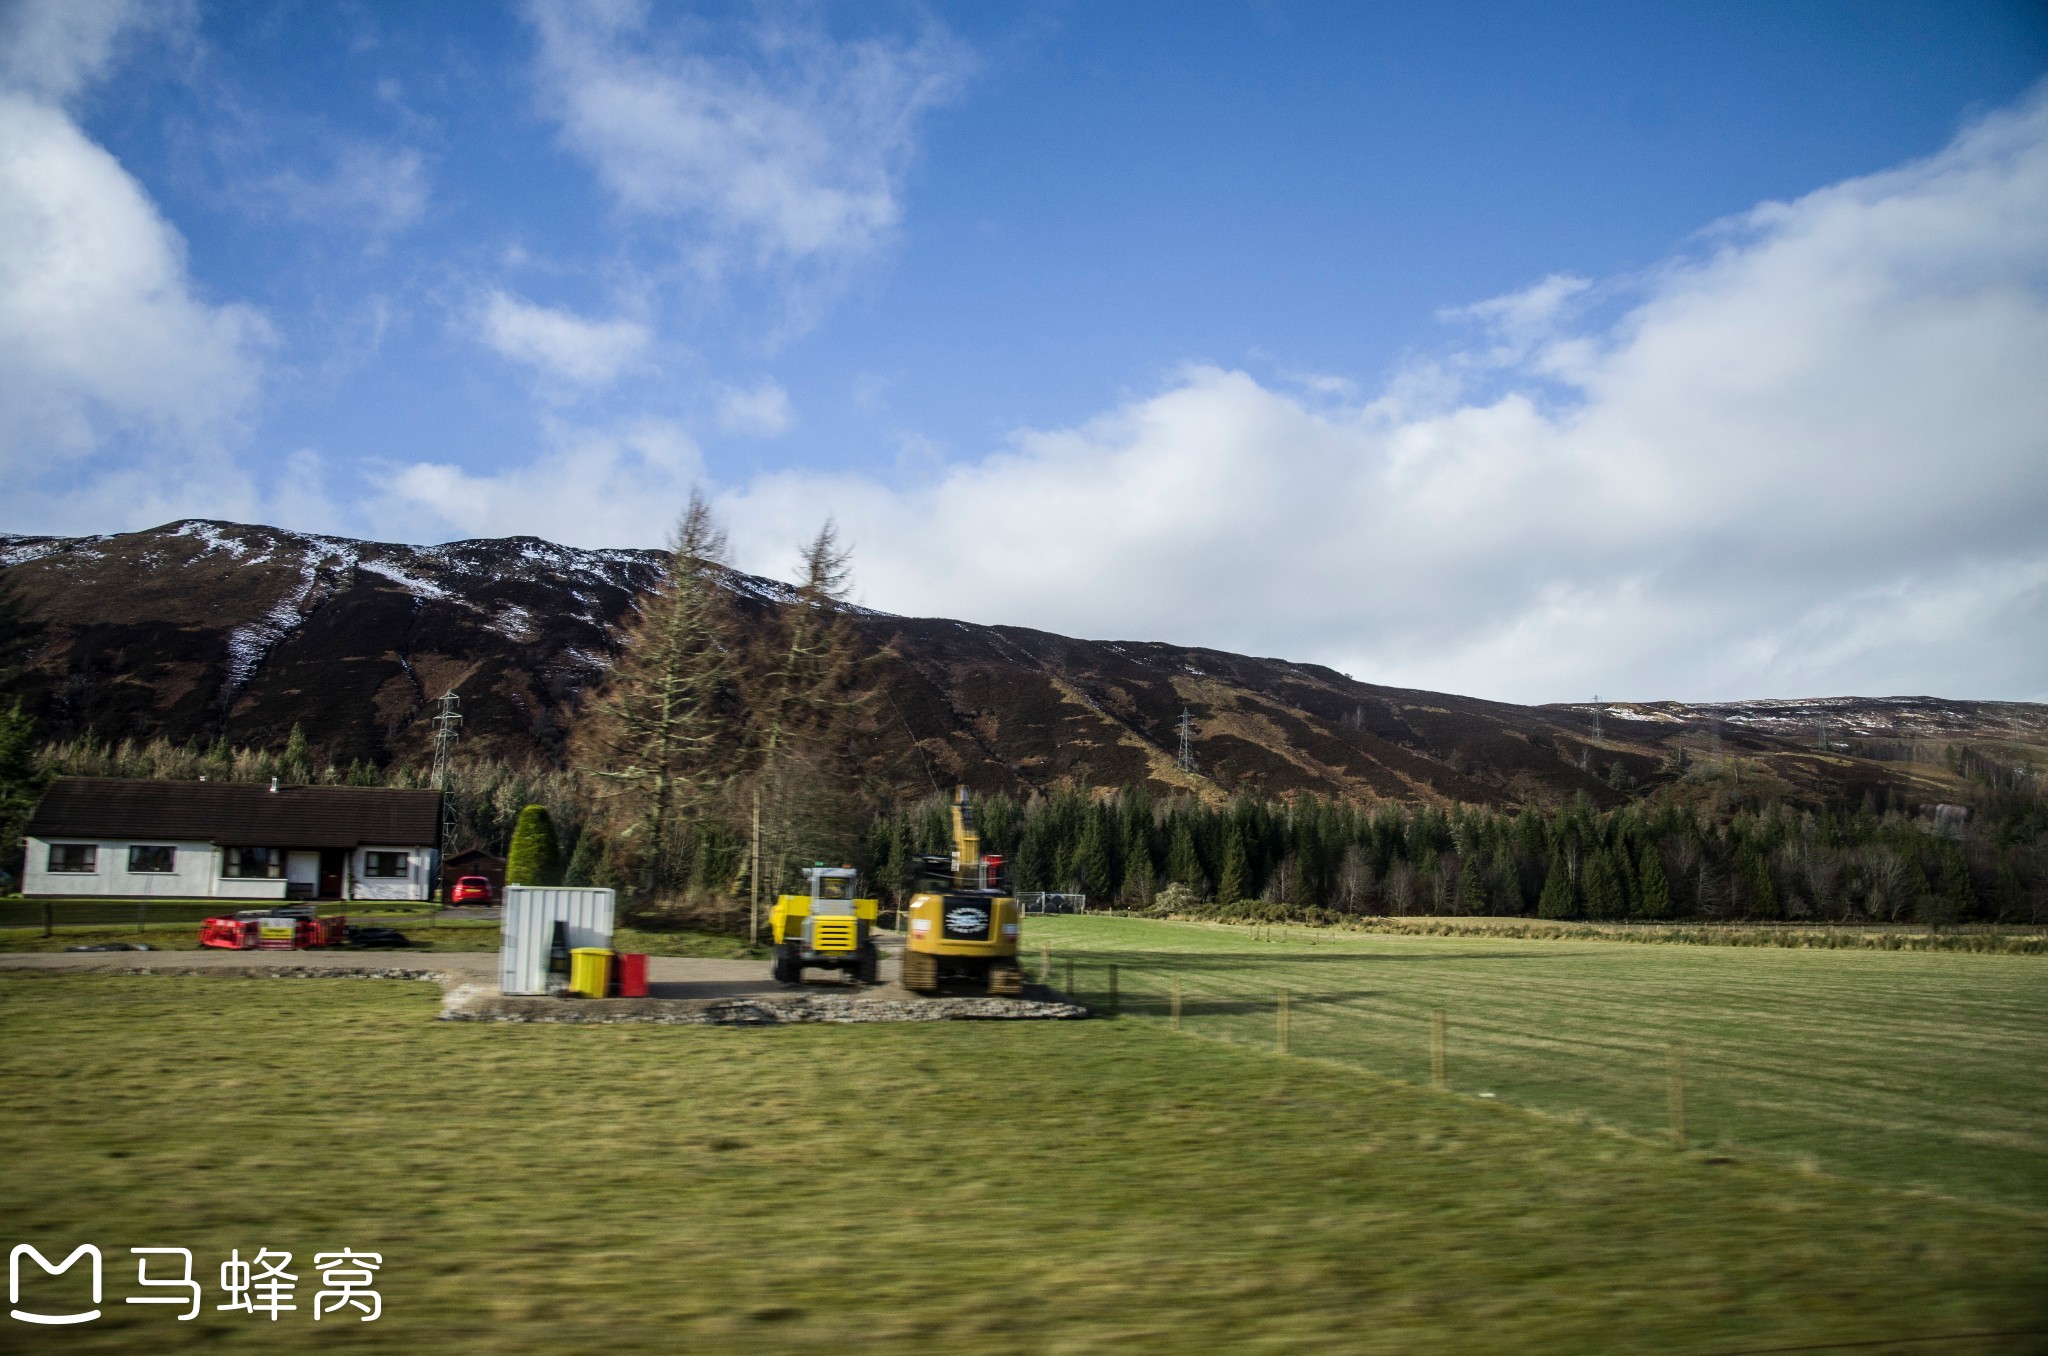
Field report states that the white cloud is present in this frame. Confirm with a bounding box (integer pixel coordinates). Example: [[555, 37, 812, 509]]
[[0, 0, 187, 105], [525, 0, 970, 268], [477, 289, 649, 389], [270, 141, 430, 237], [0, 88, 270, 528], [696, 89, 2048, 704], [377, 418, 703, 547], [716, 379, 793, 437]]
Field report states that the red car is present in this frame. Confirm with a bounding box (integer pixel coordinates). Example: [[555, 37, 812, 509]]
[[449, 876, 495, 906]]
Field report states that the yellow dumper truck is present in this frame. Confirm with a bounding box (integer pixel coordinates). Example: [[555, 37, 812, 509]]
[[770, 865, 881, 985]]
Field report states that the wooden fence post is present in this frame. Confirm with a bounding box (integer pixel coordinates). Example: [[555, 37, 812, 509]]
[[1171, 976, 1182, 1031], [1278, 987, 1290, 1055], [1668, 1043, 1688, 1150], [1431, 1008, 1447, 1089]]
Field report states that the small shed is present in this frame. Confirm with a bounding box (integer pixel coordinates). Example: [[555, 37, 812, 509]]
[[499, 886, 616, 995]]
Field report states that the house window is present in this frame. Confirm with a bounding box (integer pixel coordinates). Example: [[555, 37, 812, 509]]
[[222, 847, 284, 879], [47, 844, 97, 873], [363, 851, 410, 879], [127, 845, 176, 874]]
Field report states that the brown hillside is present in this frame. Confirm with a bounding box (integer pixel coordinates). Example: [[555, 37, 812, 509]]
[[4, 521, 2040, 811]]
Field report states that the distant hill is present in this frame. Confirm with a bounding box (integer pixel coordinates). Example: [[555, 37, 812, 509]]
[[4, 520, 2041, 811]]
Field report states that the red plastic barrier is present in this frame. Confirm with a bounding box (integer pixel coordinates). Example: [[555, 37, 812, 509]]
[[199, 917, 246, 950], [617, 952, 648, 998]]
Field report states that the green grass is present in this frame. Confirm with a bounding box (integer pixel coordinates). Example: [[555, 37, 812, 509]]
[[1028, 916, 2048, 1212], [0, 921, 765, 958], [2, 973, 2044, 1353]]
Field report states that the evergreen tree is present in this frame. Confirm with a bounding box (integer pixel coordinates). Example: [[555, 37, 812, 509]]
[[1489, 842, 1522, 914], [1217, 823, 1249, 904], [1166, 816, 1204, 893], [1936, 844, 1975, 922], [1072, 807, 1114, 902], [1118, 814, 1153, 905], [282, 722, 311, 780], [1014, 819, 1051, 893], [1634, 842, 1671, 919], [1737, 841, 1778, 919], [1458, 851, 1489, 914], [562, 827, 602, 887], [0, 701, 43, 887], [888, 815, 916, 900], [506, 804, 563, 887], [1536, 852, 1575, 919], [1583, 848, 1627, 920]]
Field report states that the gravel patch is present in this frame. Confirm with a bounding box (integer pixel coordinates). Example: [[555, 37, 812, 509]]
[[438, 985, 1088, 1024]]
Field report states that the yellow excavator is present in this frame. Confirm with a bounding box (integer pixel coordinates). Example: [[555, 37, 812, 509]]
[[771, 865, 882, 985], [901, 787, 1023, 995]]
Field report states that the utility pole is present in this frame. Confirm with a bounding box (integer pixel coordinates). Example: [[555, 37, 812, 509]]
[[750, 787, 763, 945], [1176, 708, 1198, 775], [1592, 695, 1601, 741], [429, 690, 461, 899]]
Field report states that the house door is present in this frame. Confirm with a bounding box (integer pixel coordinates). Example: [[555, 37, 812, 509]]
[[318, 849, 345, 899]]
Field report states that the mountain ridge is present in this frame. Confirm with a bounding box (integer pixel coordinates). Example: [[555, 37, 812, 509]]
[[4, 520, 2040, 811]]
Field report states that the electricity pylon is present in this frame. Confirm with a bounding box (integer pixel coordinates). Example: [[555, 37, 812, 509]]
[[430, 690, 462, 858]]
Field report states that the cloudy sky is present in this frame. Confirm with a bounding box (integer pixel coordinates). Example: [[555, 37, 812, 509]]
[[2, 0, 2045, 705]]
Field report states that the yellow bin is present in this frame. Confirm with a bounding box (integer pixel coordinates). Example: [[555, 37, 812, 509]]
[[569, 947, 614, 998]]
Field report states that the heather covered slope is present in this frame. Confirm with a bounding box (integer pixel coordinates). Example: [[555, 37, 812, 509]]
[[4, 520, 2041, 810]]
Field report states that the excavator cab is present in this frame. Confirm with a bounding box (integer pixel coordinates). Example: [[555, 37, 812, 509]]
[[770, 865, 881, 985]]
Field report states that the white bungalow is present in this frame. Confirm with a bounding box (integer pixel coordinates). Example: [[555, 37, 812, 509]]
[[23, 777, 442, 902]]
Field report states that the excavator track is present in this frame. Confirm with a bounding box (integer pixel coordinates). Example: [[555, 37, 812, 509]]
[[987, 965, 1023, 997], [901, 949, 939, 992]]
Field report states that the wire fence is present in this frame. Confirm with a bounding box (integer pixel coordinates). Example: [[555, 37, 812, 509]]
[[1025, 942, 2042, 1203], [1037, 952, 1721, 1153]]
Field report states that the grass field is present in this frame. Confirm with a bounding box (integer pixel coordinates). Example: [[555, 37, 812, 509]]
[[2, 972, 2045, 1354], [1030, 917, 2048, 1212]]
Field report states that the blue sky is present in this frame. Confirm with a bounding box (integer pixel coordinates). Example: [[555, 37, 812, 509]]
[[2, 1, 2046, 703]]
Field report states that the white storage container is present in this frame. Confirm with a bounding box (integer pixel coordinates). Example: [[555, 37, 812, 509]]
[[500, 886, 616, 995]]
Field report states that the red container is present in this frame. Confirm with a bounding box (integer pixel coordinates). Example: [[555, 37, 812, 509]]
[[617, 952, 648, 998]]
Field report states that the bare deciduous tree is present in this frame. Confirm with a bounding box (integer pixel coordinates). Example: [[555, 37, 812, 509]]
[[574, 492, 740, 894]]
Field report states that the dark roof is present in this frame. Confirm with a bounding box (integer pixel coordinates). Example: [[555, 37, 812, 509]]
[[25, 778, 441, 849]]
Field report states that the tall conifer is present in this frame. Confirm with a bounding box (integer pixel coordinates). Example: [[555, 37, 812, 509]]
[[1217, 824, 1249, 904], [1166, 817, 1203, 892], [1635, 843, 1671, 919], [1537, 853, 1575, 919], [506, 804, 563, 887], [1583, 848, 1627, 920]]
